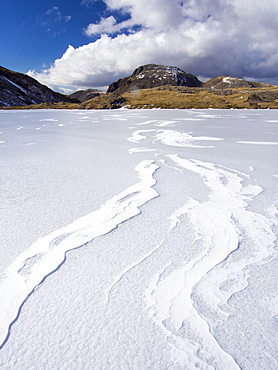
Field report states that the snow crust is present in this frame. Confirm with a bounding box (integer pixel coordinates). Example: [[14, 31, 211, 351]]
[[0, 109, 277, 369]]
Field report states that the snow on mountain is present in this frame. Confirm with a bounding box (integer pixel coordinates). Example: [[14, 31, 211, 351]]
[[107, 64, 203, 95]]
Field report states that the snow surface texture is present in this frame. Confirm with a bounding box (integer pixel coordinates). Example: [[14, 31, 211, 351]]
[[0, 109, 277, 369]]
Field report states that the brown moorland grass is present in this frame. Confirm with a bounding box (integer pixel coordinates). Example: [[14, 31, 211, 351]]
[[121, 86, 278, 109], [1, 86, 278, 110]]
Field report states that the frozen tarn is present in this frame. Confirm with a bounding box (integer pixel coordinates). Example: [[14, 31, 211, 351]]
[[128, 147, 157, 154], [237, 141, 278, 145], [38, 119, 58, 122], [0, 108, 277, 369], [136, 120, 177, 127], [0, 160, 159, 348]]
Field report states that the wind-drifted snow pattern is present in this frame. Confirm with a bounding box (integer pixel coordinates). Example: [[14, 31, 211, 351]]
[[0, 109, 277, 369], [0, 160, 159, 348]]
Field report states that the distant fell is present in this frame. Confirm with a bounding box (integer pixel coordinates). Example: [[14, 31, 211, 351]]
[[107, 64, 203, 95], [0, 66, 77, 107], [68, 88, 104, 102], [204, 76, 274, 89]]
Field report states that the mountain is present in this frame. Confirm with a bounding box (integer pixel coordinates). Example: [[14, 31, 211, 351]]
[[68, 89, 104, 102], [107, 64, 203, 95], [0, 66, 77, 107], [1, 64, 277, 110], [204, 76, 273, 89]]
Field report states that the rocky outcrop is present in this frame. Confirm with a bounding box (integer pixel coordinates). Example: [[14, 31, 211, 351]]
[[107, 64, 203, 95], [247, 91, 278, 108], [0, 66, 77, 107]]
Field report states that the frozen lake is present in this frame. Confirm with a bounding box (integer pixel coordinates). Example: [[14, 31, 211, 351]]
[[0, 109, 277, 369]]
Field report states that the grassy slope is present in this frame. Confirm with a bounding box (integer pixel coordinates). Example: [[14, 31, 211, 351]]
[[120, 86, 278, 109], [2, 86, 278, 110]]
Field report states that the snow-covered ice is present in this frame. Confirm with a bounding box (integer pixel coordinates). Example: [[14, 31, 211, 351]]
[[0, 109, 277, 369]]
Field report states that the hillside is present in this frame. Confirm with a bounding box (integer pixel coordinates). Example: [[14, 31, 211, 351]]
[[0, 66, 77, 107], [67, 89, 104, 102], [1, 64, 278, 110]]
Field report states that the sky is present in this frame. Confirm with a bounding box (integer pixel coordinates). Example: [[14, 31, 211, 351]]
[[1, 0, 278, 93]]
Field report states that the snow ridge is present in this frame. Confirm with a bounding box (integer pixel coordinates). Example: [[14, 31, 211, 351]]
[[145, 155, 277, 369], [0, 160, 159, 348]]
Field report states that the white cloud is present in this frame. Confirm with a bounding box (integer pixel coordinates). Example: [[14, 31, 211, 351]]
[[29, 0, 278, 90], [85, 16, 117, 36], [59, 87, 75, 94]]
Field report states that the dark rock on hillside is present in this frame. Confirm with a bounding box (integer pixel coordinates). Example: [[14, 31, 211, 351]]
[[0, 66, 77, 107], [204, 76, 274, 89], [78, 93, 126, 109], [247, 91, 278, 108], [68, 89, 104, 102], [107, 64, 203, 95]]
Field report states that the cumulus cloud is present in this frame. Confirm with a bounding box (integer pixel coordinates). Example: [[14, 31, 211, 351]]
[[29, 0, 278, 90], [85, 16, 118, 35]]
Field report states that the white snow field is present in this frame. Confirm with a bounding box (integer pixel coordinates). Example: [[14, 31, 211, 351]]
[[0, 109, 277, 369]]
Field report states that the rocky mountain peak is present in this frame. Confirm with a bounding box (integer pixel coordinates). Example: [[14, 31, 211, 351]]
[[107, 64, 202, 95]]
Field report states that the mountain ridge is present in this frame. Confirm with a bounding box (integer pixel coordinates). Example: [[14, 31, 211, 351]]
[[1, 64, 278, 109], [0, 66, 77, 107]]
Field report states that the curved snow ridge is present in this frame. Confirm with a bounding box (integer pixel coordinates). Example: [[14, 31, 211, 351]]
[[155, 130, 223, 148], [127, 129, 156, 143], [0, 160, 159, 349], [168, 155, 276, 316], [128, 128, 223, 148], [106, 240, 165, 304], [237, 141, 278, 145], [128, 147, 157, 154], [146, 155, 276, 369]]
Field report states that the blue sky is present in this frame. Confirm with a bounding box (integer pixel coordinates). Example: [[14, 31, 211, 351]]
[[0, 0, 116, 72], [1, 0, 277, 92]]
